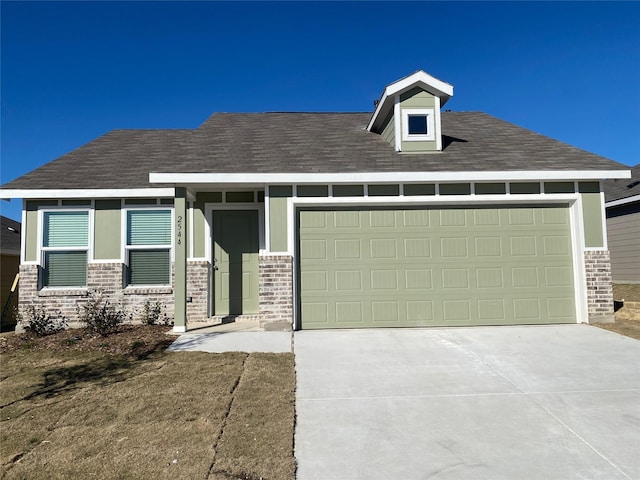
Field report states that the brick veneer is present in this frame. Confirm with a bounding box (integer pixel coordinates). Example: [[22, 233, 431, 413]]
[[584, 250, 615, 322], [186, 260, 210, 322], [19, 257, 294, 330], [258, 255, 293, 327], [17, 263, 175, 329]]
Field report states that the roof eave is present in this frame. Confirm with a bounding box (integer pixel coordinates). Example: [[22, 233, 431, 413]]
[[150, 170, 631, 185], [0, 187, 175, 199]]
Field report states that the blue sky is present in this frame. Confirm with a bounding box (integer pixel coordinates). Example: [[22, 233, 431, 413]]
[[1, 1, 639, 221]]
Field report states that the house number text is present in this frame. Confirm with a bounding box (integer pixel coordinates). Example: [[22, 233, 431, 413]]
[[177, 215, 183, 246]]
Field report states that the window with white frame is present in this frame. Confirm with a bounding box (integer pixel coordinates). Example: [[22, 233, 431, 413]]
[[402, 108, 435, 141], [125, 209, 172, 286], [41, 210, 89, 287]]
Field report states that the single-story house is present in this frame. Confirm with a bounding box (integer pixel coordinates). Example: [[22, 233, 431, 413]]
[[0, 215, 21, 330], [0, 70, 631, 332], [604, 164, 639, 284]]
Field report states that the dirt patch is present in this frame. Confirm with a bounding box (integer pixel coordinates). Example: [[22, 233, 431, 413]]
[[0, 327, 296, 480], [0, 324, 175, 357], [594, 317, 640, 340], [613, 283, 640, 302]]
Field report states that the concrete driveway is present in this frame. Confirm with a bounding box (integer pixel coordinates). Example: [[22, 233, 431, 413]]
[[294, 325, 640, 480]]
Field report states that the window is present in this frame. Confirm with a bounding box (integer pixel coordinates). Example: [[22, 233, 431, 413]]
[[126, 209, 172, 285], [402, 108, 435, 141], [408, 115, 428, 135], [41, 210, 89, 287]]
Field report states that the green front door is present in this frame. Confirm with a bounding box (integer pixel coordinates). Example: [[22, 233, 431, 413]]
[[298, 206, 576, 329], [212, 210, 259, 315]]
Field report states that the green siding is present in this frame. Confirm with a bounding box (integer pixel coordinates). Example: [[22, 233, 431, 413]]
[[380, 110, 395, 148], [25, 201, 58, 262], [399, 87, 438, 152], [94, 200, 121, 260], [192, 193, 223, 258], [268, 186, 292, 252], [581, 192, 604, 248], [269, 197, 289, 252], [299, 206, 576, 329], [400, 87, 436, 107], [192, 202, 206, 258]]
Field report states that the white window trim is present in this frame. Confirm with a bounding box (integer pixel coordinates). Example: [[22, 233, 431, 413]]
[[121, 206, 174, 287], [37, 206, 93, 289], [402, 108, 435, 142]]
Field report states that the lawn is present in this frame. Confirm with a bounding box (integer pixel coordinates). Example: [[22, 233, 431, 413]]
[[0, 327, 296, 480], [594, 283, 640, 340]]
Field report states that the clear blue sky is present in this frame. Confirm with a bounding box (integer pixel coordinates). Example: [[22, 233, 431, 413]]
[[1, 1, 639, 221]]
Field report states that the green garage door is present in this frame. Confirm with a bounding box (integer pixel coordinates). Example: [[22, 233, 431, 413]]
[[298, 206, 576, 329]]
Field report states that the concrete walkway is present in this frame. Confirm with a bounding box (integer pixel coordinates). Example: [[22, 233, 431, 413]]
[[294, 325, 640, 480], [168, 322, 292, 353]]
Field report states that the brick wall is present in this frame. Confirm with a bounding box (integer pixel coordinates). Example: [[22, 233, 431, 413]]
[[259, 255, 293, 328], [186, 260, 210, 322], [17, 263, 175, 330], [584, 250, 615, 322]]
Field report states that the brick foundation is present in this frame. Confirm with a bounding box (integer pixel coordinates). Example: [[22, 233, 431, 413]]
[[584, 250, 615, 322]]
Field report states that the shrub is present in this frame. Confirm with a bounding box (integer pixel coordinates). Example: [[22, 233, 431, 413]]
[[78, 291, 126, 337], [17, 304, 67, 337], [139, 300, 171, 325]]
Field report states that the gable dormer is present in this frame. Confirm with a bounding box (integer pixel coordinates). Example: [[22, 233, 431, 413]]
[[367, 70, 453, 153]]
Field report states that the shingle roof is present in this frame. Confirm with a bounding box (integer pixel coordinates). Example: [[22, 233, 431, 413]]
[[2, 112, 628, 191], [604, 163, 640, 203], [0, 216, 21, 255]]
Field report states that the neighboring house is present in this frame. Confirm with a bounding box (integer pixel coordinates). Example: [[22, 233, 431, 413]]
[[0, 71, 632, 332], [604, 164, 640, 284], [0, 215, 21, 329]]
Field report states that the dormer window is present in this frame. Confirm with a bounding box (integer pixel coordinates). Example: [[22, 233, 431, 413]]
[[402, 108, 435, 141]]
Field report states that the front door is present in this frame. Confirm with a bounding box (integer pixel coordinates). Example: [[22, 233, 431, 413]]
[[212, 210, 259, 315]]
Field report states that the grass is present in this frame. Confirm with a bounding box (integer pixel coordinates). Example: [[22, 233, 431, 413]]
[[0, 347, 296, 479], [593, 283, 640, 340]]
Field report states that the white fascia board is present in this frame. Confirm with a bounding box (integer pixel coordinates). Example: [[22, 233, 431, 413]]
[[605, 193, 640, 208], [367, 70, 454, 132], [0, 188, 175, 199], [149, 170, 631, 185]]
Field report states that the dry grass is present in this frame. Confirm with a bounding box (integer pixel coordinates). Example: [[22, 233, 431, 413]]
[[1, 345, 295, 480], [595, 317, 640, 340], [613, 283, 640, 302]]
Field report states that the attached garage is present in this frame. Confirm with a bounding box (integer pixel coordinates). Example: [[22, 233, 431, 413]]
[[298, 205, 577, 329]]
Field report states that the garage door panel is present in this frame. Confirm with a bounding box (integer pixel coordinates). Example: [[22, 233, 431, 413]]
[[299, 207, 576, 329]]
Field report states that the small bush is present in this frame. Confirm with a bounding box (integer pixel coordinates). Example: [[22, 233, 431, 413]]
[[17, 305, 67, 337], [139, 300, 171, 325], [78, 291, 126, 337]]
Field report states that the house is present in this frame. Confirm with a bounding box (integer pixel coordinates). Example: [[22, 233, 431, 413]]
[[0, 70, 631, 332], [604, 164, 640, 284], [0, 215, 21, 330]]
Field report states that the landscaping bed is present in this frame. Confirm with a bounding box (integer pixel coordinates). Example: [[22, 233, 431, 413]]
[[0, 325, 296, 479]]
